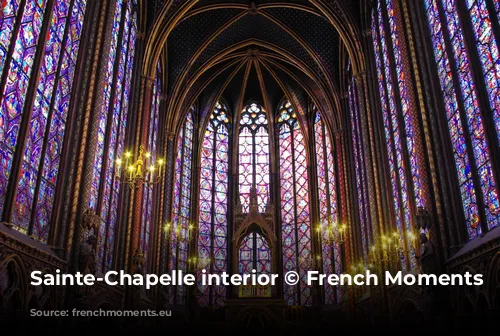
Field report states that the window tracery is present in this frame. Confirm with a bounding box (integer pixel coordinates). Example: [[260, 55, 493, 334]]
[[278, 99, 312, 306], [313, 107, 342, 304], [238, 103, 270, 213], [197, 101, 230, 307], [0, 0, 89, 242], [423, 0, 500, 237], [169, 107, 194, 305]]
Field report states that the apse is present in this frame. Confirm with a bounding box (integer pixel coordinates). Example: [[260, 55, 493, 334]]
[[0, 0, 499, 332]]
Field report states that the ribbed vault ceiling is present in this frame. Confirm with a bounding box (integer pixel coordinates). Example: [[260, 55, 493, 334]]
[[146, 0, 363, 137]]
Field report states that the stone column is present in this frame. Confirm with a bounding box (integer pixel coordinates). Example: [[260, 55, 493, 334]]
[[67, 0, 115, 272], [354, 71, 379, 249], [129, 75, 155, 273], [59, 0, 116, 311]]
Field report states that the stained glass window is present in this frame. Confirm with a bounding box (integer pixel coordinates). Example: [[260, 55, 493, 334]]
[[348, 81, 371, 263], [0, 1, 21, 79], [424, 0, 500, 237], [169, 107, 194, 305], [313, 107, 342, 304], [197, 101, 230, 307], [372, 1, 418, 269], [238, 103, 270, 213], [0, 0, 88, 241], [238, 231, 271, 275], [140, 63, 161, 268], [0, 1, 49, 217], [278, 100, 312, 306], [384, 0, 425, 208], [464, 0, 500, 144], [87, 0, 137, 271]]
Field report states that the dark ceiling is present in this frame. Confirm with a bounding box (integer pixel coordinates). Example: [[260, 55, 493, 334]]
[[146, 0, 363, 133]]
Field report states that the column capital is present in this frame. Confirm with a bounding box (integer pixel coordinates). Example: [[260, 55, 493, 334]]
[[142, 75, 155, 88], [333, 128, 344, 136], [165, 131, 176, 141], [353, 70, 367, 80], [362, 29, 373, 38], [137, 31, 146, 40]]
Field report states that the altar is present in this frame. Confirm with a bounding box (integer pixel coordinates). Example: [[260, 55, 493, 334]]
[[238, 284, 272, 298]]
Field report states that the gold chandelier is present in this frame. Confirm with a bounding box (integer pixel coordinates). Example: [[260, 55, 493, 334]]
[[187, 256, 212, 272], [367, 230, 417, 268], [316, 217, 347, 245], [115, 145, 164, 188], [163, 222, 196, 243]]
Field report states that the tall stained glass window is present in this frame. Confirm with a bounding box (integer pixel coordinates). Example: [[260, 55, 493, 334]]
[[0, 0, 88, 241], [88, 0, 137, 271], [423, 0, 500, 237], [278, 100, 312, 306], [372, 1, 418, 269], [464, 0, 499, 144], [140, 63, 161, 268], [313, 107, 342, 304], [169, 107, 194, 305], [348, 82, 371, 262], [238, 103, 270, 213], [238, 231, 271, 275], [384, 0, 425, 208], [197, 101, 230, 307]]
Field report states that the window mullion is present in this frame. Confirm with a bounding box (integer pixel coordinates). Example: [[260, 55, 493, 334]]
[[252, 130, 256, 195], [322, 121, 337, 293], [290, 125, 300, 305], [318, 121, 330, 273], [174, 120, 187, 304], [209, 125, 217, 305], [252, 232, 257, 271]]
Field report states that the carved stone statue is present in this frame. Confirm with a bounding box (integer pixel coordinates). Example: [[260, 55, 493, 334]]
[[79, 234, 97, 275], [418, 233, 437, 274], [133, 249, 145, 275]]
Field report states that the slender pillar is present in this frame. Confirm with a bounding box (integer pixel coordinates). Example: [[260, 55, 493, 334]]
[[335, 131, 349, 268], [354, 71, 379, 248], [55, 0, 101, 250], [129, 75, 155, 272], [67, 0, 115, 270], [56, 0, 116, 312], [400, 0, 447, 262]]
